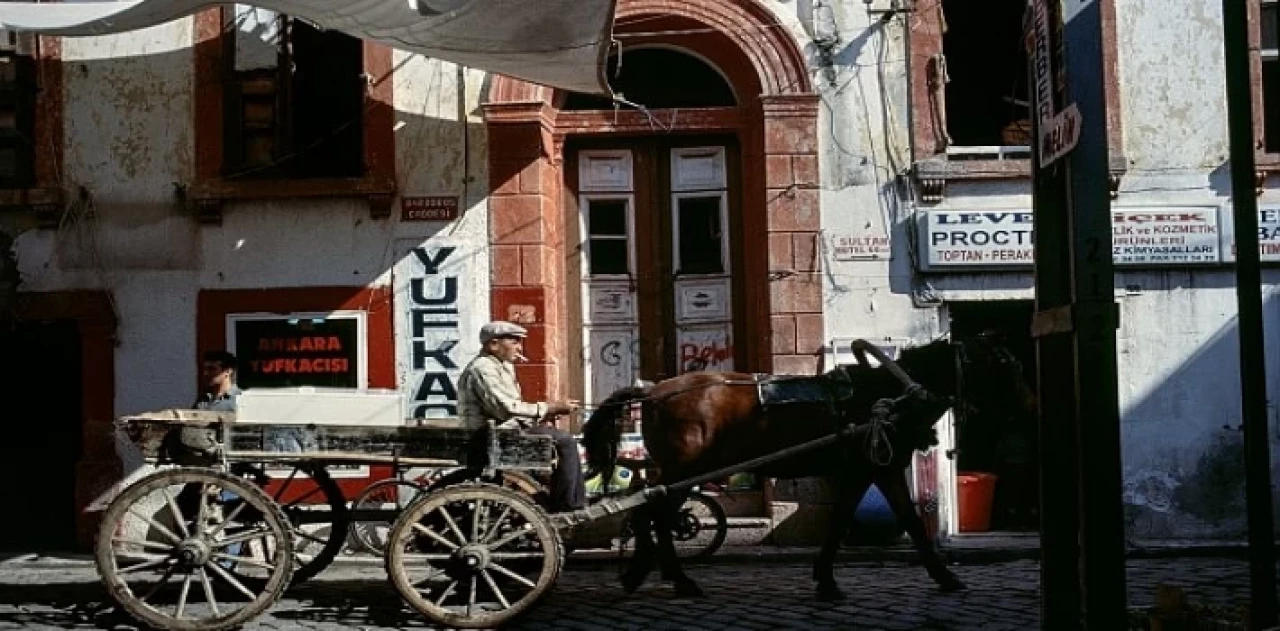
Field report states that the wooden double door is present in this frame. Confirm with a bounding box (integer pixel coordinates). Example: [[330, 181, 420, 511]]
[[566, 136, 745, 406]]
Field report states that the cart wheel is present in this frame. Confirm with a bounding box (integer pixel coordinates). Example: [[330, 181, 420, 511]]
[[349, 478, 428, 556], [670, 491, 728, 558], [618, 491, 727, 559], [385, 483, 562, 629], [237, 463, 350, 583], [95, 467, 294, 631]]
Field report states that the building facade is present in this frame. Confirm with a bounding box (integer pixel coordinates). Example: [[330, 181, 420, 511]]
[[0, 0, 1276, 549]]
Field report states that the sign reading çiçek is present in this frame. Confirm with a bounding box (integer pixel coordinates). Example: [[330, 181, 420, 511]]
[[1111, 209, 1220, 264]]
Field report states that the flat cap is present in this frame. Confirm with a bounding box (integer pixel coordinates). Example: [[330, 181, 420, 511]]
[[479, 320, 528, 344]]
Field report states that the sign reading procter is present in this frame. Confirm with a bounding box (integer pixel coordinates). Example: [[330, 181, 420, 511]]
[[926, 210, 1036, 267]]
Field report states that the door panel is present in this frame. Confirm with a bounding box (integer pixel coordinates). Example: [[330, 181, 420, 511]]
[[578, 150, 641, 405], [574, 141, 739, 398], [670, 148, 732, 375]]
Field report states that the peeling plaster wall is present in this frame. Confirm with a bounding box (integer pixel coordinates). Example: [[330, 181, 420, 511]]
[[11, 21, 491, 417], [814, 0, 1280, 541]]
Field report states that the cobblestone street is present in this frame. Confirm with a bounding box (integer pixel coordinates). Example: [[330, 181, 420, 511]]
[[0, 554, 1256, 630]]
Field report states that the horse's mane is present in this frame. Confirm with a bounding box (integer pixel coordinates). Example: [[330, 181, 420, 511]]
[[825, 337, 953, 386], [822, 337, 956, 454]]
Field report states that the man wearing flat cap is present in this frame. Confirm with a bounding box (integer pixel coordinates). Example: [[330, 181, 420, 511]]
[[457, 320, 585, 511]]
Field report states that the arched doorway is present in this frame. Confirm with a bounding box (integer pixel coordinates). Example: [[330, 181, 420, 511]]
[[483, 0, 819, 409], [564, 47, 743, 403]]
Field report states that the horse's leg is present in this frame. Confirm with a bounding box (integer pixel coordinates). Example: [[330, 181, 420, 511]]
[[814, 473, 872, 602], [620, 503, 657, 593], [874, 469, 966, 592], [652, 490, 703, 597]]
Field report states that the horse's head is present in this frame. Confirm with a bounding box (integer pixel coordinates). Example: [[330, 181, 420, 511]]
[[949, 329, 1037, 422]]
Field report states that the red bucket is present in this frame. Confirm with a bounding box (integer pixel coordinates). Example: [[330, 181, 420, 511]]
[[956, 471, 999, 532]]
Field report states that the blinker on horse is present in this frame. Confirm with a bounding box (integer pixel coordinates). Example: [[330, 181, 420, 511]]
[[581, 333, 1036, 602]]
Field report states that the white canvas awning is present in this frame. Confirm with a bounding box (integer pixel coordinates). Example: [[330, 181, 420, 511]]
[[0, 0, 616, 95]]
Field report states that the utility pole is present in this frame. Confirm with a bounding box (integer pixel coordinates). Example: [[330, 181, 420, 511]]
[[1221, 0, 1280, 625], [1029, 0, 1127, 626]]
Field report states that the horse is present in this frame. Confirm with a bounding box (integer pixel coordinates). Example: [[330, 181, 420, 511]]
[[580, 333, 1037, 602]]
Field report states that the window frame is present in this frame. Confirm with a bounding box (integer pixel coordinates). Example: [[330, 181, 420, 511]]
[[907, 0, 1126, 193], [191, 7, 396, 222], [1254, 0, 1280, 169], [581, 195, 636, 279], [221, 14, 367, 180]]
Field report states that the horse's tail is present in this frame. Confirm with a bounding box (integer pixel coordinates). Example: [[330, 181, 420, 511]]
[[582, 386, 650, 481]]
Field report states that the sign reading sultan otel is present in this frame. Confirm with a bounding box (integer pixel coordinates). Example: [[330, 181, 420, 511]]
[[923, 207, 1222, 268]]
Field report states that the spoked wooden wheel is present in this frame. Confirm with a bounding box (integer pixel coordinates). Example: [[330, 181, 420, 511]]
[[95, 468, 294, 631], [385, 483, 562, 629], [236, 463, 349, 583], [349, 478, 428, 556]]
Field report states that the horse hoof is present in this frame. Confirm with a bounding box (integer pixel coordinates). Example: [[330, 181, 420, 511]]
[[673, 579, 704, 598], [937, 575, 967, 593], [816, 584, 847, 602]]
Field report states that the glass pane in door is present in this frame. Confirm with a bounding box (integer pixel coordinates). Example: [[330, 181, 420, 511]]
[[675, 195, 724, 275], [587, 199, 630, 275]]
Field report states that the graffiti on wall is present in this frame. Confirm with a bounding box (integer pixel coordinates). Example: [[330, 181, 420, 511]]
[[677, 326, 733, 374]]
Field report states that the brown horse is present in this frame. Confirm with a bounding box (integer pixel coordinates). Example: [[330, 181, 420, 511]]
[[581, 333, 1037, 602]]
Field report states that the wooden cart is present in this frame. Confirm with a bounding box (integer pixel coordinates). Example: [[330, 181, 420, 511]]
[[99, 346, 916, 631], [99, 410, 559, 630]]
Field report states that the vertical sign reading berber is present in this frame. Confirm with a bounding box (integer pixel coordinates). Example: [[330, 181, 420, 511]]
[[394, 240, 484, 419]]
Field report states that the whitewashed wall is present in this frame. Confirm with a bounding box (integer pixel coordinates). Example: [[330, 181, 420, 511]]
[[811, 0, 1280, 540], [8, 21, 492, 418]]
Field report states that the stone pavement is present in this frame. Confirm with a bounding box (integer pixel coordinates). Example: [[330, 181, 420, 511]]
[[0, 552, 1255, 630]]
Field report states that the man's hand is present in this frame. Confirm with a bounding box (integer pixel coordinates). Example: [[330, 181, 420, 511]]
[[545, 399, 582, 417]]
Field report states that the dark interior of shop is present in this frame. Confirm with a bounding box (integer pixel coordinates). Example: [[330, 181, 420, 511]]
[[0, 320, 82, 551], [949, 300, 1039, 533]]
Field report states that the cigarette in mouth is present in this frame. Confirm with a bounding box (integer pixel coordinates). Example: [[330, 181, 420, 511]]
[[514, 353, 528, 363]]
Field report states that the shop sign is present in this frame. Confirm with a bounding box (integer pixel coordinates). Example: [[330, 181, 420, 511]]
[[832, 230, 892, 261], [231, 317, 360, 389], [401, 196, 460, 222], [1221, 206, 1280, 263], [394, 239, 484, 419], [923, 207, 1222, 268], [924, 210, 1036, 267], [1111, 209, 1220, 264]]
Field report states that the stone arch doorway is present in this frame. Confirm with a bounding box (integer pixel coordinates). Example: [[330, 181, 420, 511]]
[[483, 0, 819, 408]]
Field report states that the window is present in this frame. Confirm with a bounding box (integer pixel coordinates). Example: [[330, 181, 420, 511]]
[[226, 311, 367, 389], [563, 47, 737, 110], [223, 8, 365, 179], [674, 195, 726, 275], [0, 31, 36, 189], [909, 0, 1123, 200], [584, 198, 632, 276], [937, 0, 1031, 153], [1262, 0, 1280, 152]]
